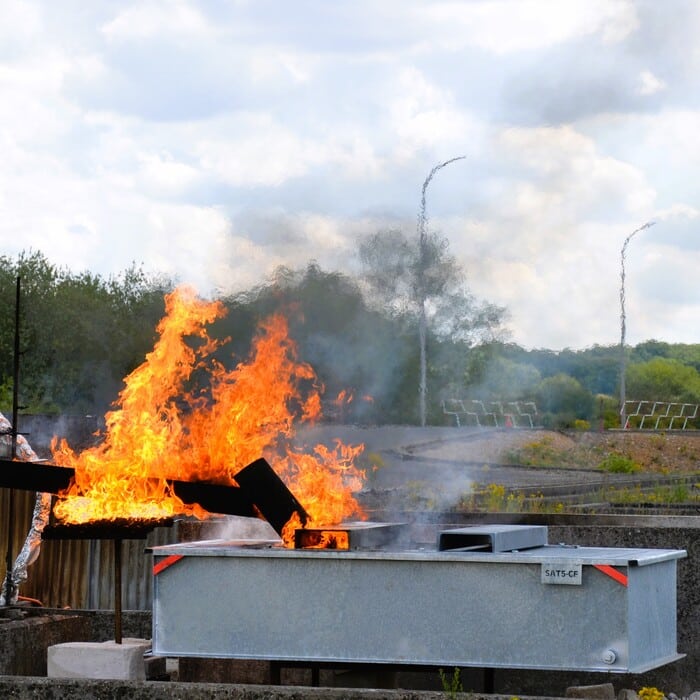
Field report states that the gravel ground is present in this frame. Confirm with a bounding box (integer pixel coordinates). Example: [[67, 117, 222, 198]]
[[297, 425, 700, 474]]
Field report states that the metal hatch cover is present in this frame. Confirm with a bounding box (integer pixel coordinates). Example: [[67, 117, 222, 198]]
[[438, 524, 548, 552]]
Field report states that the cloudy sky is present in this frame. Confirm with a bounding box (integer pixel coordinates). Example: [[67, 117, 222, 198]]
[[1, 0, 699, 350]]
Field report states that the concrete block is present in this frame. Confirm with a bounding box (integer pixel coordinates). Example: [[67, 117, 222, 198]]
[[617, 690, 640, 700], [566, 683, 616, 699], [47, 638, 151, 680]]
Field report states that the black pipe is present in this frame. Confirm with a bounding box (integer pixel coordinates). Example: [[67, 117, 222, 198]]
[[0, 460, 74, 493], [0, 459, 257, 519], [234, 458, 309, 536]]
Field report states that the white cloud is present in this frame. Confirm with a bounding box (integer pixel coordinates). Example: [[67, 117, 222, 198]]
[[654, 203, 699, 222], [415, 0, 638, 54], [388, 67, 483, 159], [637, 69, 666, 96], [248, 50, 317, 86], [215, 212, 366, 295], [643, 110, 700, 166], [101, 0, 212, 41], [135, 151, 200, 196], [0, 0, 42, 44], [496, 125, 656, 225], [1, 0, 700, 351], [140, 201, 231, 284], [195, 117, 324, 187]]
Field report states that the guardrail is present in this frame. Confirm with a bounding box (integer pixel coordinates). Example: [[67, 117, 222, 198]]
[[442, 399, 538, 428], [622, 400, 699, 430]]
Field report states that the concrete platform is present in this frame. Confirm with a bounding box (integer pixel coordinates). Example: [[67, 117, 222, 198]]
[[48, 638, 151, 680]]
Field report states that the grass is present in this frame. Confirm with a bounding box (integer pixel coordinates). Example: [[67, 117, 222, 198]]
[[458, 483, 554, 513], [503, 436, 561, 466], [456, 480, 699, 514], [601, 483, 699, 505]]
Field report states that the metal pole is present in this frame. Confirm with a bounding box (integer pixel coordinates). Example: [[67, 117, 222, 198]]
[[416, 156, 465, 427], [3, 276, 21, 606], [11, 276, 20, 464], [114, 538, 122, 644], [619, 222, 655, 429]]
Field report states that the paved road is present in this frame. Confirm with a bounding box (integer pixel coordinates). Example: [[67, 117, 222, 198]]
[[295, 425, 596, 494]]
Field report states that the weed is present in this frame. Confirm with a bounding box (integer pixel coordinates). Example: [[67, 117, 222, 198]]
[[594, 483, 698, 506], [485, 483, 506, 510], [505, 436, 559, 466], [650, 434, 666, 450], [677, 443, 697, 460], [597, 453, 640, 473], [638, 687, 664, 700], [439, 667, 464, 697], [402, 480, 447, 510]]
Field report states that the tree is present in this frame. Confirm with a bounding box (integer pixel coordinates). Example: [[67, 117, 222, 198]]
[[471, 357, 541, 401], [534, 374, 594, 427], [625, 357, 700, 403], [0, 251, 172, 414], [223, 262, 413, 424], [359, 228, 506, 425]]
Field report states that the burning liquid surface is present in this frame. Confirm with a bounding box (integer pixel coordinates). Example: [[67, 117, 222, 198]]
[[51, 286, 366, 544]]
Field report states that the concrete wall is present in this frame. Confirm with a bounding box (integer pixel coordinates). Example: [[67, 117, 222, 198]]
[[0, 610, 151, 677], [0, 677, 535, 700], [0, 615, 91, 676]]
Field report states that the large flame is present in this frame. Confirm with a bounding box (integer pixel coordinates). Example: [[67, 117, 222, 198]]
[[51, 286, 366, 542]]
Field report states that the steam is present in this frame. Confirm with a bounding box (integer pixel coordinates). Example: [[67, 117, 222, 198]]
[[192, 515, 280, 543], [295, 424, 480, 522]]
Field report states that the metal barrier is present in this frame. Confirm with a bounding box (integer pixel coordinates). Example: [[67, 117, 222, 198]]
[[622, 400, 699, 430], [442, 399, 538, 428]]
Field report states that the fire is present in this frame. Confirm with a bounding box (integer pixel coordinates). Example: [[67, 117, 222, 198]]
[[51, 286, 366, 542], [295, 529, 350, 550]]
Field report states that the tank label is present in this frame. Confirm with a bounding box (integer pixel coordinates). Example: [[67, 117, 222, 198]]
[[541, 562, 582, 585]]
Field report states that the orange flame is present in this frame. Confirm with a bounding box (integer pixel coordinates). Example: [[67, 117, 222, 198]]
[[51, 286, 366, 540]]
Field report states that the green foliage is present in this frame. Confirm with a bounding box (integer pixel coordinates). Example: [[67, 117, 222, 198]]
[[608, 483, 700, 505], [0, 377, 12, 413], [438, 667, 464, 696], [505, 436, 559, 466], [597, 394, 622, 429], [533, 373, 594, 426], [0, 250, 171, 414], [467, 355, 541, 400], [360, 229, 506, 344], [493, 343, 621, 396], [6, 246, 700, 428], [460, 483, 550, 514], [626, 357, 700, 403], [359, 228, 507, 424], [225, 262, 420, 424], [598, 454, 641, 474]]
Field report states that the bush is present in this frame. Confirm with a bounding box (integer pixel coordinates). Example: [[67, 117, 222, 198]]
[[598, 454, 640, 474], [534, 374, 594, 423]]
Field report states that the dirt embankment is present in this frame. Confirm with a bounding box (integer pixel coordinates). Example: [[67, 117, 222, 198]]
[[485, 429, 700, 473]]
